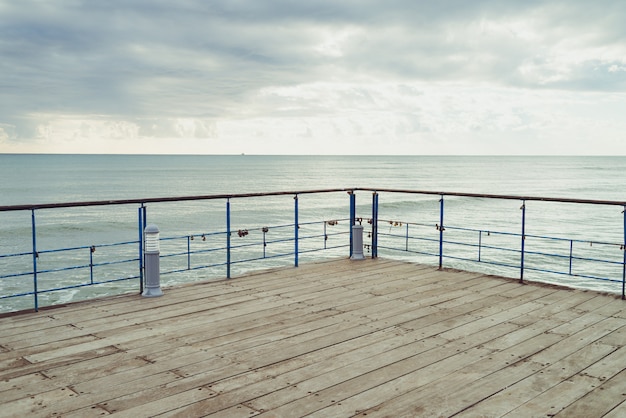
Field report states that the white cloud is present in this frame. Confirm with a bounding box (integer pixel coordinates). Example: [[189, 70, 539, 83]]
[[1, 0, 626, 155], [608, 64, 626, 73]]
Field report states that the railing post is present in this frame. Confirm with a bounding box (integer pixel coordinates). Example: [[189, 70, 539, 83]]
[[294, 194, 299, 267], [31, 209, 39, 312], [622, 206, 625, 300], [89, 246, 95, 285], [520, 200, 526, 283], [478, 230, 482, 262], [569, 240, 574, 276], [187, 235, 191, 270], [349, 191, 356, 258], [438, 195, 444, 270], [372, 192, 378, 258], [405, 223, 409, 252], [138, 205, 145, 293], [226, 199, 231, 279]]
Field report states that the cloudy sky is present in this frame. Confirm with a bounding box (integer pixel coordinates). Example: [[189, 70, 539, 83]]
[[1, 0, 625, 155]]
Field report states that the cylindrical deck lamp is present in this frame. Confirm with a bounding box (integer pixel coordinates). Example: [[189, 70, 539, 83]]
[[351, 224, 365, 260], [142, 224, 163, 297]]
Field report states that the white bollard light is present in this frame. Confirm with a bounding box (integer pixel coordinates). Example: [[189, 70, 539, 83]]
[[142, 224, 163, 297], [351, 224, 365, 260]]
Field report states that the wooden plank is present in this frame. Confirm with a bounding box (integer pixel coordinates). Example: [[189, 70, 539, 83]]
[[118, 300, 328, 356], [1, 258, 625, 418], [27, 371, 182, 418], [0, 334, 100, 363], [42, 351, 151, 385], [3, 352, 147, 402], [596, 323, 626, 347], [453, 342, 619, 417], [0, 373, 49, 403], [530, 317, 626, 361], [209, 328, 442, 396], [19, 290, 287, 364], [496, 339, 626, 416], [573, 293, 624, 313], [116, 298, 322, 350], [68, 309, 340, 395], [0, 345, 122, 381], [341, 331, 565, 418], [54, 404, 111, 418], [145, 336, 442, 417], [256, 344, 495, 417], [0, 315, 66, 336], [603, 400, 626, 418], [1, 324, 95, 349], [163, 313, 501, 416], [0, 387, 78, 417], [101, 385, 217, 418], [250, 321, 521, 417], [202, 404, 260, 418], [437, 300, 541, 341], [386, 296, 608, 418], [579, 344, 626, 381], [1, 286, 260, 350], [524, 369, 626, 417]]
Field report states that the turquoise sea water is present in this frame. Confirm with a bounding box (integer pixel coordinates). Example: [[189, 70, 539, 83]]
[[1, 154, 625, 311]]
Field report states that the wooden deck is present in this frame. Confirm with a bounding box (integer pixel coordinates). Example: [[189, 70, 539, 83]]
[[1, 258, 625, 417]]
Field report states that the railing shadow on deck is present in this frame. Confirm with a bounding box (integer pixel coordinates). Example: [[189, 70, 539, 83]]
[[1, 188, 625, 313]]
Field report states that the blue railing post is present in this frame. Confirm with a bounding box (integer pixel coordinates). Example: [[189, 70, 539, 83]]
[[372, 192, 378, 258], [478, 230, 482, 262], [405, 224, 409, 251], [438, 195, 444, 269], [31, 209, 39, 312], [520, 200, 526, 283], [569, 240, 574, 276], [89, 246, 95, 285], [622, 206, 625, 300], [138, 205, 145, 293], [187, 235, 191, 270], [226, 199, 231, 279], [294, 194, 299, 267], [349, 191, 356, 258]]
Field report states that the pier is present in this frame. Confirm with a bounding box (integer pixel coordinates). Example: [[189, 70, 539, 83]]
[[1, 258, 625, 417]]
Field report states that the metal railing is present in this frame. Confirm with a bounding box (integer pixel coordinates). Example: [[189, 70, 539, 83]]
[[364, 188, 626, 300], [1, 188, 625, 313]]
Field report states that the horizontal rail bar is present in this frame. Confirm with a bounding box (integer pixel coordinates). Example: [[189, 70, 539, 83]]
[[0, 188, 355, 212], [360, 188, 626, 206], [3, 187, 626, 213]]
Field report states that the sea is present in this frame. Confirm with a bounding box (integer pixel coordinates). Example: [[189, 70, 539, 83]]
[[1, 154, 625, 312]]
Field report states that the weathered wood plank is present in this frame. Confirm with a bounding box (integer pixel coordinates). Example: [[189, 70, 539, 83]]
[[335, 330, 565, 418], [0, 386, 78, 417], [0, 258, 624, 418], [26, 371, 182, 418], [454, 342, 619, 417], [491, 337, 626, 417], [603, 400, 626, 418], [103, 385, 218, 418], [0, 345, 122, 381]]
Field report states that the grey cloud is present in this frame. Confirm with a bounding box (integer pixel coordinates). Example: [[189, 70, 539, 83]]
[[1, 0, 625, 142], [136, 118, 217, 138]]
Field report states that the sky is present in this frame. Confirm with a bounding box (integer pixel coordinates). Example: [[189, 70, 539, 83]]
[[1, 0, 626, 155]]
